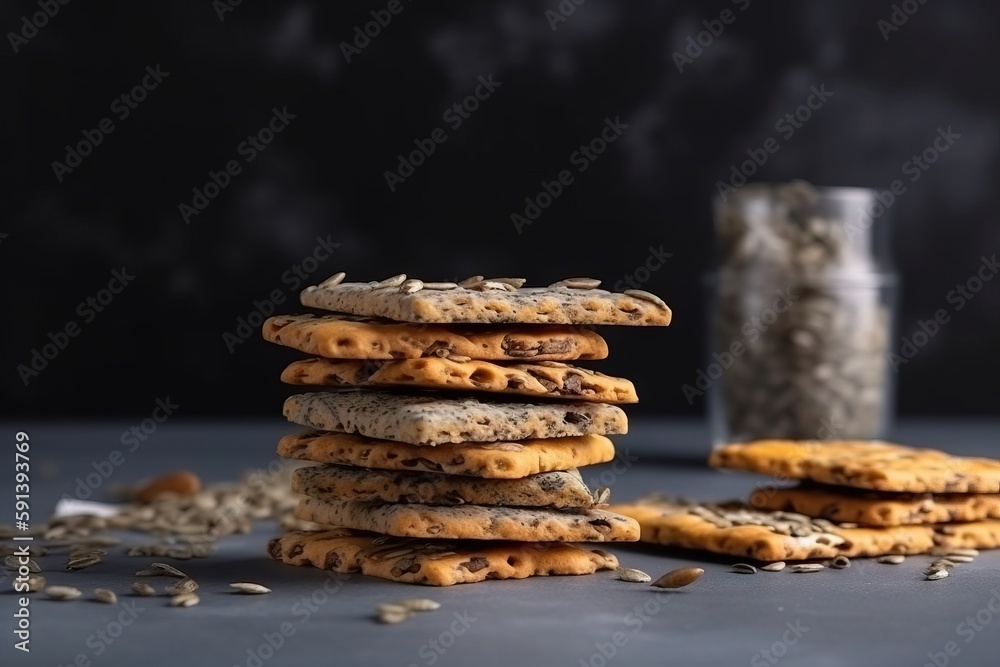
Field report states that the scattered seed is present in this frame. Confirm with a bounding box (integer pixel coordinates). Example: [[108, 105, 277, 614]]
[[398, 598, 440, 612], [45, 585, 83, 600], [830, 556, 851, 570], [623, 289, 668, 309], [651, 567, 704, 588], [94, 588, 117, 604], [422, 282, 458, 290], [551, 277, 601, 290], [877, 555, 906, 565], [926, 569, 950, 581], [170, 592, 200, 607], [399, 279, 424, 294], [446, 354, 472, 363], [790, 564, 825, 573], [489, 278, 527, 288], [230, 582, 271, 595], [731, 563, 757, 574], [319, 272, 346, 288], [67, 553, 102, 571], [761, 562, 786, 572], [151, 562, 187, 578], [376, 603, 412, 624], [134, 568, 161, 576], [614, 567, 651, 583], [165, 578, 199, 595], [373, 274, 407, 289], [132, 582, 156, 597], [477, 281, 514, 291], [929, 559, 956, 571], [457, 275, 484, 288], [944, 554, 975, 564], [945, 548, 979, 558], [592, 487, 611, 506], [5, 555, 41, 573]]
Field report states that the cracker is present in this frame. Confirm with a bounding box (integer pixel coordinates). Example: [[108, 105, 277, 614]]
[[263, 314, 609, 361], [281, 357, 638, 404], [608, 497, 947, 561], [756, 484, 1000, 527], [299, 276, 672, 325], [296, 497, 640, 542], [292, 465, 597, 508], [277, 432, 616, 479], [283, 391, 628, 446], [268, 530, 619, 586], [709, 440, 1000, 494]]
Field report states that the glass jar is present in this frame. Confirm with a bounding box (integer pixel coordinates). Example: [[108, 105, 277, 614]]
[[706, 182, 899, 444]]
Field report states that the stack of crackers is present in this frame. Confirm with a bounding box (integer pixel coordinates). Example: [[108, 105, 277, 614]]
[[610, 440, 1000, 562], [263, 272, 672, 585]]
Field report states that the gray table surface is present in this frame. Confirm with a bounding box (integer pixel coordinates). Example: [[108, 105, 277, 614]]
[[2, 418, 999, 667]]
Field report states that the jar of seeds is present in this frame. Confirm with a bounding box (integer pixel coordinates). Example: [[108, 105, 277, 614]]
[[706, 181, 898, 444]]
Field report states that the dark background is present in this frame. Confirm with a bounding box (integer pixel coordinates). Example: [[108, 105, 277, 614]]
[[3, 0, 999, 419]]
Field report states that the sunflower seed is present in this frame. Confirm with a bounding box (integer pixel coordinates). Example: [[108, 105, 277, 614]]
[[165, 578, 199, 595], [376, 603, 412, 624], [67, 553, 102, 570], [476, 281, 514, 291], [371, 535, 394, 547], [170, 592, 200, 607], [623, 289, 668, 309], [761, 562, 786, 572], [877, 555, 905, 565], [422, 282, 458, 290], [790, 564, 825, 573], [45, 585, 82, 600], [399, 598, 440, 612], [830, 556, 851, 569], [24, 575, 47, 592], [400, 279, 424, 294], [944, 554, 975, 564], [944, 548, 979, 558], [446, 354, 472, 363], [550, 278, 601, 290], [731, 563, 757, 574], [94, 588, 117, 604], [132, 582, 156, 596], [457, 275, 484, 287], [489, 278, 527, 288], [614, 567, 651, 583], [151, 562, 188, 578], [651, 567, 704, 588], [373, 274, 406, 289], [6, 555, 41, 573], [929, 559, 956, 570], [592, 487, 611, 506], [319, 272, 346, 288], [926, 569, 950, 581], [230, 582, 271, 595]]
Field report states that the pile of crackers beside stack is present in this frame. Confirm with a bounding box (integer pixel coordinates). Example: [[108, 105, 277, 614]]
[[610, 440, 1000, 564], [263, 272, 672, 585]]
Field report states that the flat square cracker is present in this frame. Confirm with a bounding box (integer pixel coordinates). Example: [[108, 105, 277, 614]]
[[283, 391, 628, 446], [292, 464, 597, 508], [281, 357, 638, 404], [277, 432, 616, 479], [263, 314, 609, 361], [606, 497, 999, 561], [299, 277, 671, 325], [709, 440, 1000, 493], [267, 529, 619, 586], [755, 484, 1000, 527], [296, 497, 640, 542]]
